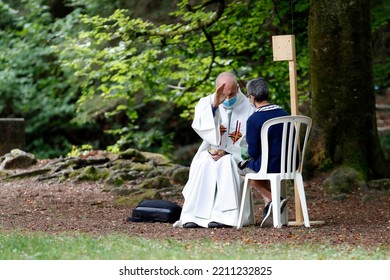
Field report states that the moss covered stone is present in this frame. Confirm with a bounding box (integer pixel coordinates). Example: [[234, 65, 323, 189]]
[[322, 166, 366, 194], [130, 162, 154, 172], [138, 176, 172, 189], [105, 173, 125, 186], [112, 189, 162, 206], [75, 166, 110, 181], [367, 179, 390, 191], [171, 166, 189, 185], [118, 148, 147, 162], [141, 151, 171, 166]]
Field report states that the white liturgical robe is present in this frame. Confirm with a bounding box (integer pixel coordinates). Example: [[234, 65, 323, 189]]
[[173, 90, 254, 228]]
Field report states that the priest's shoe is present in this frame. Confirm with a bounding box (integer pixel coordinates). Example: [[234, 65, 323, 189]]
[[208, 221, 228, 228], [183, 222, 200, 228]]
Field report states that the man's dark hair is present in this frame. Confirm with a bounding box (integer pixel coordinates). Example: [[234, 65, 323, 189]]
[[246, 77, 269, 102]]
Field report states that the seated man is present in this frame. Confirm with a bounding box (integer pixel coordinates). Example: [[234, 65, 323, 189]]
[[237, 77, 290, 227], [173, 72, 254, 228]]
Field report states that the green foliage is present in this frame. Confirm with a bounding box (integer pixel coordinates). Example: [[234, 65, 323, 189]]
[[67, 144, 94, 157], [0, 1, 88, 158], [379, 133, 390, 162], [371, 0, 390, 31], [372, 0, 390, 90], [1, 0, 387, 158], [0, 0, 118, 158], [54, 0, 310, 155], [66, 0, 120, 16]]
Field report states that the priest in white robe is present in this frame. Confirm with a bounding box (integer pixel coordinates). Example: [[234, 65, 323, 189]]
[[173, 72, 254, 228]]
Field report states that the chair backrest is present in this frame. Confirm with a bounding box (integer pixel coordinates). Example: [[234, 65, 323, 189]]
[[259, 115, 312, 177]]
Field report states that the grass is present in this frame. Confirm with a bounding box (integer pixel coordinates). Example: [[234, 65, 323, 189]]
[[0, 230, 388, 260]]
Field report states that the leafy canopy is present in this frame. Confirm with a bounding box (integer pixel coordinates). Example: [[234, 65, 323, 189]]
[[55, 0, 309, 153]]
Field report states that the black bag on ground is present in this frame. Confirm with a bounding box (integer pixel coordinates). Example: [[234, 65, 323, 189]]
[[126, 199, 182, 223]]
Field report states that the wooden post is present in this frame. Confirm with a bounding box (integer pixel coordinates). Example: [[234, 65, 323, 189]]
[[0, 118, 26, 156], [272, 35, 304, 224]]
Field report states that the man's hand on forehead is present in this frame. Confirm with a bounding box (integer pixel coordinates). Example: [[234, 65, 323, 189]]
[[213, 83, 227, 107]]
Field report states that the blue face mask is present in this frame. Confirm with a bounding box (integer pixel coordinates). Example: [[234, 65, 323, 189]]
[[223, 96, 237, 108]]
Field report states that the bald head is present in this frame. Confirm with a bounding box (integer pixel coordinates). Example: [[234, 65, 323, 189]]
[[215, 72, 238, 100], [215, 72, 237, 89]]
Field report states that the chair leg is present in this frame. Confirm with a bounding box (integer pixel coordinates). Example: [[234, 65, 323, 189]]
[[237, 178, 250, 229], [295, 175, 310, 227], [270, 178, 282, 228], [281, 181, 288, 226]]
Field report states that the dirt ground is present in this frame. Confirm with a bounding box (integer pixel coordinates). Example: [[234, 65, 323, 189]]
[[0, 90, 389, 250], [0, 162, 389, 250]]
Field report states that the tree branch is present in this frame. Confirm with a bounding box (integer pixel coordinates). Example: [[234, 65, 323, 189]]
[[271, 0, 284, 28], [201, 26, 216, 83], [136, 0, 225, 38]]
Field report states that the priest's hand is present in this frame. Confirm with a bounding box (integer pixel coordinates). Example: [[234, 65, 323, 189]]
[[210, 149, 226, 161], [213, 83, 226, 107], [211, 154, 224, 161]]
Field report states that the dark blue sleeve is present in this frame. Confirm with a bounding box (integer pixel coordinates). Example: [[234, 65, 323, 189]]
[[246, 116, 262, 159], [211, 105, 218, 117]]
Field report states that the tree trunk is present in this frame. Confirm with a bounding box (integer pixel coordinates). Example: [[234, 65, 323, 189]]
[[0, 118, 25, 156], [308, 0, 389, 180]]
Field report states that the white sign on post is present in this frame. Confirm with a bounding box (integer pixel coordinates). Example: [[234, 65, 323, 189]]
[[272, 35, 296, 61]]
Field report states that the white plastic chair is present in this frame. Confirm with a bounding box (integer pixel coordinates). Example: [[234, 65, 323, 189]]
[[237, 115, 312, 229]]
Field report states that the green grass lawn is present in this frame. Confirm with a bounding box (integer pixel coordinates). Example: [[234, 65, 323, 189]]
[[0, 231, 388, 260]]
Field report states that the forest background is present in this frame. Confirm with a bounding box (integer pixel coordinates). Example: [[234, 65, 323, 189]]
[[0, 0, 389, 176]]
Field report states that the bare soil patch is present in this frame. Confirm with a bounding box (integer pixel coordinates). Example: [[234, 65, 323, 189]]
[[0, 161, 389, 249]]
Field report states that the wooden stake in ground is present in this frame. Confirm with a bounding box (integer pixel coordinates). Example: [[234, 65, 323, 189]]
[[272, 35, 303, 224], [272, 35, 325, 227]]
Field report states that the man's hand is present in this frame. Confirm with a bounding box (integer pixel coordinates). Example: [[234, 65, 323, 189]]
[[209, 149, 226, 161], [213, 83, 226, 107], [211, 153, 225, 161]]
